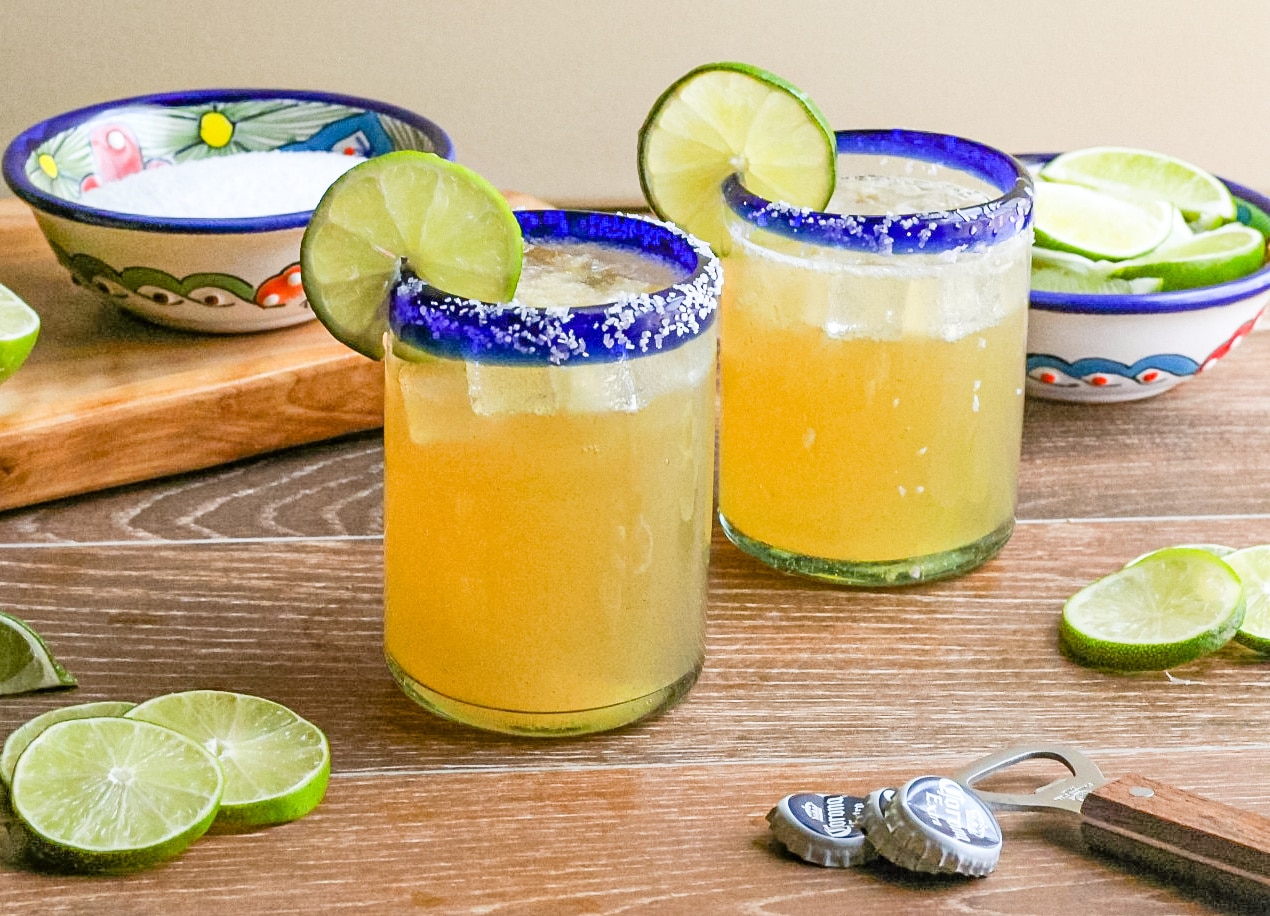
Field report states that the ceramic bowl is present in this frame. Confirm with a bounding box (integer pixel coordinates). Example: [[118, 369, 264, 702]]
[[1023, 154, 1270, 403], [2, 89, 452, 334]]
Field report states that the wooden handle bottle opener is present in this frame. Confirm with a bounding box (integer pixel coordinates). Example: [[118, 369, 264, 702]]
[[953, 743, 1270, 904]]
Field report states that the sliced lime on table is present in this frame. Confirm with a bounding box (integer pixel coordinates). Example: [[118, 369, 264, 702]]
[[1059, 547, 1245, 670], [0, 611, 76, 696], [0, 282, 40, 384], [1109, 223, 1267, 291], [638, 61, 837, 255], [1, 700, 136, 788], [1039, 146, 1237, 226], [1033, 181, 1175, 260], [1126, 543, 1234, 566], [1222, 545, 1270, 654], [10, 717, 224, 873], [127, 690, 330, 828], [300, 150, 523, 359]]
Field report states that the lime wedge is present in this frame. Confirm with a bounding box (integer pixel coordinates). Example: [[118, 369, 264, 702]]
[[1034, 181, 1174, 261], [300, 151, 523, 359], [127, 690, 329, 828], [1059, 547, 1244, 670], [1222, 545, 1270, 654], [1109, 223, 1267, 291], [1031, 247, 1110, 274], [10, 717, 224, 873], [0, 282, 39, 384], [1, 700, 136, 788], [638, 61, 836, 255], [0, 611, 76, 696], [1032, 265, 1162, 295], [1040, 146, 1237, 225]]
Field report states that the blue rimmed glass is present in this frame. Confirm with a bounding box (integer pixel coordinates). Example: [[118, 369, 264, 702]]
[[382, 210, 722, 736], [717, 129, 1034, 586]]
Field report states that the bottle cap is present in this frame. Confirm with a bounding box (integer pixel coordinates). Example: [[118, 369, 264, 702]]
[[766, 792, 878, 868], [858, 778, 1001, 877]]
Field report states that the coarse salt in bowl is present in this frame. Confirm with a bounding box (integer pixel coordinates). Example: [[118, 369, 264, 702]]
[[2, 88, 453, 334]]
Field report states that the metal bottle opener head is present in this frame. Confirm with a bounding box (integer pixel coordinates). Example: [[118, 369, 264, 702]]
[[952, 743, 1108, 815], [952, 742, 1270, 903]]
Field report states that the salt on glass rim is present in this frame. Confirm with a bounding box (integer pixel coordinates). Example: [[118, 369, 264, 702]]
[[390, 210, 722, 366], [722, 128, 1034, 256]]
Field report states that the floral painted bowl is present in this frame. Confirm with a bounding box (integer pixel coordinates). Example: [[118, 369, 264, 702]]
[[2, 89, 452, 334], [1024, 154, 1270, 403]]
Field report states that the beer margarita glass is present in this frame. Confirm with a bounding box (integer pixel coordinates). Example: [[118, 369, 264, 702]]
[[383, 209, 721, 735], [718, 129, 1033, 585]]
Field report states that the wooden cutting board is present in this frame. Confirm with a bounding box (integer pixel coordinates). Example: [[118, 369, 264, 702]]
[[0, 192, 549, 512]]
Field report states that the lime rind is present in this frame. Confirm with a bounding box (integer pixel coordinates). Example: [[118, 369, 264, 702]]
[[638, 61, 837, 255], [301, 150, 523, 360], [1222, 545, 1270, 654], [0, 611, 77, 696], [11, 717, 224, 873], [1060, 547, 1245, 671], [1, 700, 136, 788], [126, 689, 330, 828]]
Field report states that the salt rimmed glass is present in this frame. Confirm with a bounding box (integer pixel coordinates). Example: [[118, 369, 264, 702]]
[[718, 129, 1034, 586], [382, 209, 721, 735]]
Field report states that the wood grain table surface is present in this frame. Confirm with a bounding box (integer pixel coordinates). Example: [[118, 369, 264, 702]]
[[3, 311, 1270, 913]]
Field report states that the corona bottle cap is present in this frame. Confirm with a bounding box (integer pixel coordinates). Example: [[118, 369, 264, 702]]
[[766, 792, 877, 867], [858, 778, 1001, 876]]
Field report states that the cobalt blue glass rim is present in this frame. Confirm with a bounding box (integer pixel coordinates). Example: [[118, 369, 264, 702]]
[[390, 209, 722, 366], [1020, 153, 1270, 315], [721, 128, 1034, 255], [1, 88, 454, 235]]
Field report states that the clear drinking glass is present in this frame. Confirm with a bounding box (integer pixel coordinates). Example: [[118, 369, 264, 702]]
[[718, 129, 1034, 586], [383, 209, 721, 735]]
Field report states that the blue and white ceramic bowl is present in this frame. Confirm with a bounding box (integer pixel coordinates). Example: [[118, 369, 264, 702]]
[[2, 89, 452, 334], [1024, 153, 1270, 403]]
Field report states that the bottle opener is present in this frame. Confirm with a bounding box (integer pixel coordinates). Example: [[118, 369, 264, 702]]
[[953, 743, 1270, 903]]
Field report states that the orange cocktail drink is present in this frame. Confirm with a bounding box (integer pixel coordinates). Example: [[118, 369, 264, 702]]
[[383, 210, 721, 735], [718, 130, 1034, 585]]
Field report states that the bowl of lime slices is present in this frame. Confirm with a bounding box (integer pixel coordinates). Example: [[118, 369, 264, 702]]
[[2, 89, 452, 334], [1023, 147, 1270, 402]]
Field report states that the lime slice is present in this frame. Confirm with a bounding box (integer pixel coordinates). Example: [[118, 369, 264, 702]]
[[0, 611, 76, 696], [1059, 547, 1244, 670], [126, 690, 329, 828], [1034, 181, 1174, 260], [1039, 146, 1237, 225], [1126, 543, 1234, 567], [300, 150, 523, 359], [1032, 265, 1162, 295], [0, 282, 39, 384], [638, 61, 837, 255], [1, 700, 136, 788], [1031, 247, 1110, 273], [10, 717, 223, 873], [1222, 545, 1270, 654], [1109, 223, 1267, 291]]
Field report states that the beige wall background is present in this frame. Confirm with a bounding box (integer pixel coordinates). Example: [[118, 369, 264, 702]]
[[3, 0, 1269, 205]]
